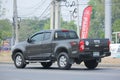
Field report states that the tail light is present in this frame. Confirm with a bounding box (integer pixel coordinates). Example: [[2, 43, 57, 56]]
[[79, 40, 85, 52]]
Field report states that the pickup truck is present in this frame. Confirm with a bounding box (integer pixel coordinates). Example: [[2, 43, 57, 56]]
[[11, 29, 111, 69]]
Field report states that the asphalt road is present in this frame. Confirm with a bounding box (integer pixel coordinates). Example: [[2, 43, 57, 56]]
[[0, 63, 120, 80]]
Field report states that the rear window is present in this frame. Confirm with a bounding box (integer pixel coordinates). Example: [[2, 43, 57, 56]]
[[54, 31, 78, 40]]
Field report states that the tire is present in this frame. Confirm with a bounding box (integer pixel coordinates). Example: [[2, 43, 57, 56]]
[[14, 52, 26, 68], [84, 59, 98, 69], [41, 62, 52, 68], [57, 52, 72, 70]]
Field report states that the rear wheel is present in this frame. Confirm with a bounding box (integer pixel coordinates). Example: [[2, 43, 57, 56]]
[[14, 52, 26, 68], [41, 62, 52, 68], [84, 59, 98, 69], [57, 52, 72, 70]]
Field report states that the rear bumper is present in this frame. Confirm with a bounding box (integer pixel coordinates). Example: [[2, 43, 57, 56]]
[[78, 52, 111, 60]]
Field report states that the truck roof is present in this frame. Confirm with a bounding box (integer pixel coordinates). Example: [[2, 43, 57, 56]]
[[38, 29, 76, 33]]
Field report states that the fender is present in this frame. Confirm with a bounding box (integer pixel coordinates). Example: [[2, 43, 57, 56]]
[[11, 42, 27, 60], [53, 42, 72, 58]]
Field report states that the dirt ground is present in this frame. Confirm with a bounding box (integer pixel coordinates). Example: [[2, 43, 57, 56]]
[[0, 51, 120, 65], [0, 51, 12, 63], [102, 57, 120, 64]]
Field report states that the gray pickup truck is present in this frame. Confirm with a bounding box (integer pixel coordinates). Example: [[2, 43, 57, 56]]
[[12, 29, 111, 69]]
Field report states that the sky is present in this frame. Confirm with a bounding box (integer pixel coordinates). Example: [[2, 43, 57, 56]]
[[1, 0, 89, 22]]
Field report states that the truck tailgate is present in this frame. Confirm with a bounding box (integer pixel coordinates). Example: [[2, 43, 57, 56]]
[[82, 39, 110, 52]]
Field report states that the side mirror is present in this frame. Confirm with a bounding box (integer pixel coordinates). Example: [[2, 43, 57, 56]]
[[27, 38, 35, 43], [27, 38, 31, 43]]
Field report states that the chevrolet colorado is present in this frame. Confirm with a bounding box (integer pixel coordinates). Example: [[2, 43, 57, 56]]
[[12, 29, 111, 69]]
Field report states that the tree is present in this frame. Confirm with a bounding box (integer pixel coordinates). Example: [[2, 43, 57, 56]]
[[18, 17, 77, 41], [88, 0, 120, 39], [88, 0, 105, 38], [112, 19, 120, 32], [44, 18, 50, 30], [61, 18, 77, 31], [0, 19, 12, 46], [19, 18, 45, 41], [112, 0, 120, 32], [112, 0, 120, 23]]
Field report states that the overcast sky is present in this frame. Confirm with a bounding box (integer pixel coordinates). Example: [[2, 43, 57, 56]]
[[1, 0, 89, 21]]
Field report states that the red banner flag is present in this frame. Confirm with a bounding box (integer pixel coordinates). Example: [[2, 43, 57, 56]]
[[80, 6, 92, 39]]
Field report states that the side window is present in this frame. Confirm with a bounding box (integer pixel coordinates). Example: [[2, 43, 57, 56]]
[[54, 31, 78, 40], [54, 31, 65, 40], [44, 32, 51, 40], [31, 33, 44, 43], [69, 32, 78, 39]]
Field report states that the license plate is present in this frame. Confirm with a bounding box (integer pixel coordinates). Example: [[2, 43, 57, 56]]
[[93, 52, 100, 57]]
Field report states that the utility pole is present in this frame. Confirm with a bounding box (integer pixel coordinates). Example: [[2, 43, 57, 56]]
[[13, 0, 19, 45], [51, 0, 61, 30], [105, 0, 112, 41], [55, 0, 61, 29], [69, 11, 72, 21], [76, 0, 80, 37], [50, 0, 55, 29]]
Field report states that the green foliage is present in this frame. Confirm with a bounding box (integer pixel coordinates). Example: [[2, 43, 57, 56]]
[[112, 19, 120, 32], [19, 18, 77, 41], [112, 0, 120, 23], [112, 19, 120, 43], [19, 18, 46, 41], [88, 0, 105, 38], [112, 0, 120, 32], [112, 18, 120, 43], [44, 18, 50, 30], [61, 18, 77, 31], [0, 19, 12, 39], [0, 19, 12, 46], [88, 0, 120, 39]]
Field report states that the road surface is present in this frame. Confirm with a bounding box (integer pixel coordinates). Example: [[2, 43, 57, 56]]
[[0, 63, 120, 80]]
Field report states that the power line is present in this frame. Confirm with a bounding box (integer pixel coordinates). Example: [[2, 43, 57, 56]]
[[19, 0, 47, 17], [39, 3, 51, 19], [42, 11, 50, 19], [19, 2, 51, 19], [18, 0, 44, 10], [17, 0, 44, 10]]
